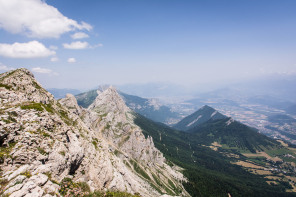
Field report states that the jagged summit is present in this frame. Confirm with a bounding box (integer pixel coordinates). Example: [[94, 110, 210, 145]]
[[88, 86, 130, 115], [85, 87, 165, 164], [174, 105, 226, 131]]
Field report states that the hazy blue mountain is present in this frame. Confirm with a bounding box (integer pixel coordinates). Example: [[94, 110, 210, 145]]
[[75, 89, 181, 124], [47, 88, 82, 99], [174, 105, 226, 131]]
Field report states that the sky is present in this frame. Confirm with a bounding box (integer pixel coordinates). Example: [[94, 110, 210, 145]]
[[0, 0, 296, 90]]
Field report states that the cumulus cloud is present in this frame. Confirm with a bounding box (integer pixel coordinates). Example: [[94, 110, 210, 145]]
[[0, 0, 92, 38], [0, 41, 56, 58], [63, 41, 89, 49], [50, 57, 59, 62], [67, 58, 76, 63], [32, 67, 58, 75], [0, 63, 14, 71], [71, 32, 89, 39]]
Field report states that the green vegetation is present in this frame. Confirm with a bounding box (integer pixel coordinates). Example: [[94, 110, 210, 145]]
[[43, 103, 54, 113], [134, 113, 295, 197], [21, 102, 44, 111], [20, 171, 32, 178], [247, 157, 266, 166], [1, 117, 16, 124], [59, 151, 66, 156], [0, 83, 12, 90], [264, 148, 293, 157], [0, 142, 17, 164], [188, 118, 280, 153], [92, 140, 98, 150], [59, 178, 90, 196], [114, 149, 122, 156], [151, 173, 162, 186], [58, 109, 73, 125], [42, 132, 51, 138], [32, 80, 42, 90], [37, 147, 48, 155], [8, 111, 18, 117], [20, 102, 54, 113], [129, 159, 151, 181]]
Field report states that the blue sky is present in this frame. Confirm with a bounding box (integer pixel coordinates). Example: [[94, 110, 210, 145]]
[[0, 0, 295, 90]]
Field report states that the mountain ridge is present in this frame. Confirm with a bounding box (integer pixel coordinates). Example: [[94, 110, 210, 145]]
[[0, 68, 188, 197]]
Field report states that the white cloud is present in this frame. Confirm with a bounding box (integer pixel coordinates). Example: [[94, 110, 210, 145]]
[[67, 58, 76, 63], [0, 41, 56, 58], [32, 67, 58, 75], [50, 57, 59, 62], [63, 41, 89, 49], [63, 41, 103, 49], [0, 63, 14, 71], [71, 32, 89, 39], [0, 0, 92, 38], [32, 67, 52, 74]]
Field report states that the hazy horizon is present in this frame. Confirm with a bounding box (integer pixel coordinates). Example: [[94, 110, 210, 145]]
[[1, 0, 296, 90]]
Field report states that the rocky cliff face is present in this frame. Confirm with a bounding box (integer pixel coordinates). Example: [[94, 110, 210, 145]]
[[0, 69, 188, 197]]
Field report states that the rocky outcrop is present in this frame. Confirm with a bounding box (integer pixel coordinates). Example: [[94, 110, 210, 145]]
[[83, 87, 188, 195], [0, 68, 189, 197], [0, 68, 54, 105]]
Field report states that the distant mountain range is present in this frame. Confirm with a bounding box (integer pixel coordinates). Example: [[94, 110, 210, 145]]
[[75, 88, 182, 125]]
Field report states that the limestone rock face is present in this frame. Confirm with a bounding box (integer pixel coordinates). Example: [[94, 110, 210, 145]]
[[0, 68, 189, 197], [86, 87, 164, 164]]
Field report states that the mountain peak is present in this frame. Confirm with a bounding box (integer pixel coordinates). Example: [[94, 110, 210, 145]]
[[200, 105, 215, 111], [89, 86, 130, 115], [0, 68, 54, 104], [174, 105, 226, 131]]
